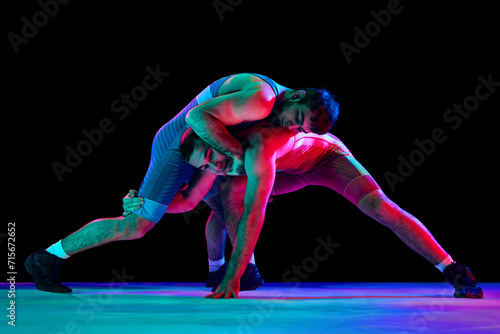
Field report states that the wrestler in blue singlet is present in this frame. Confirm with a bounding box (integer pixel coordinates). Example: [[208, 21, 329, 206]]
[[133, 73, 282, 223]]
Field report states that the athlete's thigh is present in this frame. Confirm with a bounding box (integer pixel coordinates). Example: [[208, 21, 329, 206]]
[[204, 192, 225, 221], [133, 128, 197, 223], [272, 172, 309, 196], [300, 154, 380, 206]]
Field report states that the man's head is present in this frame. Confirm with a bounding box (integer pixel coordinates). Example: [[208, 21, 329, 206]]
[[179, 128, 234, 175], [271, 88, 340, 134]]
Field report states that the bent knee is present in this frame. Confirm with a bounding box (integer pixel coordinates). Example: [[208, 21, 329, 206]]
[[119, 214, 156, 240]]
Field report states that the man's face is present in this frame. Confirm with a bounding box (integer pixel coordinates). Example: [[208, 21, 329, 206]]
[[188, 140, 233, 175], [271, 101, 313, 133]]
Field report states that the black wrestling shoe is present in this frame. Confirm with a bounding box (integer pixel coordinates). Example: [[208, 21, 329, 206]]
[[240, 263, 264, 290], [25, 250, 72, 293], [443, 262, 483, 299], [210, 263, 264, 292], [206, 262, 228, 288]]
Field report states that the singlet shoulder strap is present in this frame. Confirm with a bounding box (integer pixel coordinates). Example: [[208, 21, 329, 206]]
[[209, 74, 235, 97], [250, 73, 280, 97], [209, 73, 280, 98]]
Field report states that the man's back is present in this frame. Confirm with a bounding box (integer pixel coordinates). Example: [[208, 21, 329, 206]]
[[239, 123, 351, 175], [275, 132, 351, 174]]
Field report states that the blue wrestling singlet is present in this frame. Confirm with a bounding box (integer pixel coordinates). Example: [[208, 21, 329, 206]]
[[132, 73, 280, 223]]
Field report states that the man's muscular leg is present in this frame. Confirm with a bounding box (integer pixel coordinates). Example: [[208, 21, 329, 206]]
[[62, 213, 156, 256], [227, 173, 449, 266], [291, 154, 451, 267], [297, 153, 482, 298], [25, 213, 155, 293], [204, 195, 228, 272], [356, 189, 482, 298], [357, 189, 449, 265]]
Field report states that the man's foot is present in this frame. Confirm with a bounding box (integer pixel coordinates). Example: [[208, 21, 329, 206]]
[[25, 250, 72, 293], [443, 262, 483, 299], [206, 262, 228, 288], [208, 263, 264, 292], [240, 263, 264, 291]]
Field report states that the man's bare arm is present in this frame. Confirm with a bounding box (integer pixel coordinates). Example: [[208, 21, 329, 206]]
[[206, 133, 278, 299]]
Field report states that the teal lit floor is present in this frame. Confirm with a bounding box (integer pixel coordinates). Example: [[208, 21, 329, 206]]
[[2, 282, 500, 334]]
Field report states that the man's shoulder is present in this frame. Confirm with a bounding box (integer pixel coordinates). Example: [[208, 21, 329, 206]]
[[247, 123, 293, 140], [244, 124, 295, 155], [243, 125, 294, 176], [218, 73, 276, 97]]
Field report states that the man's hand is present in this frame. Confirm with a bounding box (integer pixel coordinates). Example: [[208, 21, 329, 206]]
[[122, 189, 144, 216], [205, 278, 240, 299]]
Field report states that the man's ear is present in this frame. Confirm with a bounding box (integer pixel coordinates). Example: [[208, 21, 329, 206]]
[[290, 90, 307, 102]]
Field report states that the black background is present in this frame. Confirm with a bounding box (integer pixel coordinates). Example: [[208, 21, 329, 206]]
[[5, 0, 499, 285]]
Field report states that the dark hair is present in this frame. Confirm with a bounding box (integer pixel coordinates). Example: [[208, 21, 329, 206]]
[[298, 88, 340, 134], [179, 127, 202, 163]]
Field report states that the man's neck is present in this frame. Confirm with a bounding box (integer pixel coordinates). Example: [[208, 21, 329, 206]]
[[275, 89, 294, 106]]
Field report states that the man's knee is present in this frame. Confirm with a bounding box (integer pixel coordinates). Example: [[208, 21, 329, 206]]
[[118, 213, 156, 240], [204, 196, 224, 216], [357, 189, 400, 224]]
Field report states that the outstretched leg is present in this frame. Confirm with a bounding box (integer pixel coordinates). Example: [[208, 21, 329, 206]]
[[357, 189, 482, 298], [301, 152, 483, 298], [357, 189, 448, 265], [62, 213, 156, 256], [26, 213, 155, 293], [296, 154, 451, 266]]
